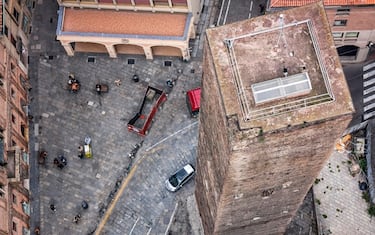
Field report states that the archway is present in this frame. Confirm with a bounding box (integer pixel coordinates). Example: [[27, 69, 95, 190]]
[[115, 44, 144, 55], [151, 46, 183, 57], [74, 42, 107, 53]]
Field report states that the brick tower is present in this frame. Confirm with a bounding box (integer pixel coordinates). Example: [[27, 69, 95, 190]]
[[195, 2, 354, 235]]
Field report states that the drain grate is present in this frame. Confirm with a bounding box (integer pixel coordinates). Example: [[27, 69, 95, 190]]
[[87, 56, 96, 63], [128, 58, 135, 65], [164, 61, 172, 67]]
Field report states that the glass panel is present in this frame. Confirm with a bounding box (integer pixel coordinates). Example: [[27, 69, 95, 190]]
[[22, 202, 30, 215], [345, 32, 359, 38], [252, 73, 311, 103], [332, 32, 343, 38]]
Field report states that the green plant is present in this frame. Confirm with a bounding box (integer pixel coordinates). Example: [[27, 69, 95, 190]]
[[322, 214, 327, 218], [316, 199, 321, 205], [362, 191, 370, 203], [314, 178, 321, 184], [367, 204, 375, 217], [359, 158, 367, 174]]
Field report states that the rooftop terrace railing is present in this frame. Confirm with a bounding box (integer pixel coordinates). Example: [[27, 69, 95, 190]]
[[225, 19, 335, 121]]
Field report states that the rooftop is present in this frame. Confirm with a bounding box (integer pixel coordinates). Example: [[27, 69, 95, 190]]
[[206, 2, 354, 132], [58, 7, 188, 39], [270, 0, 375, 8]]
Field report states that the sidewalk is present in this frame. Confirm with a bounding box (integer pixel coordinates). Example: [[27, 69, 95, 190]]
[[314, 151, 375, 234]]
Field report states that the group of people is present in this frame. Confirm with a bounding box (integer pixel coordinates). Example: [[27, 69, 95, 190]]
[[68, 73, 80, 93], [53, 155, 67, 169]]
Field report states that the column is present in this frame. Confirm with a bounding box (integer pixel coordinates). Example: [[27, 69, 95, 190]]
[[181, 47, 190, 62], [143, 46, 154, 60], [105, 44, 117, 58], [61, 42, 74, 56]]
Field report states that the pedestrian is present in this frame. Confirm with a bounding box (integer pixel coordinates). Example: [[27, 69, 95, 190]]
[[34, 226, 40, 235], [259, 4, 265, 15], [60, 155, 67, 166], [50, 204, 56, 212], [53, 158, 59, 166], [73, 214, 81, 223], [114, 79, 122, 86]]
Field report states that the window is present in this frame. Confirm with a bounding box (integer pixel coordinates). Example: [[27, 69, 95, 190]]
[[11, 114, 16, 123], [13, 9, 20, 23], [3, 25, 8, 37], [21, 201, 30, 215], [11, 35, 17, 48], [11, 88, 15, 98], [22, 15, 29, 34], [336, 8, 350, 15], [12, 222, 17, 231], [334, 20, 347, 26], [345, 32, 359, 38], [21, 124, 25, 137], [12, 140, 16, 146], [26, 0, 34, 11], [332, 32, 344, 39], [12, 194, 17, 203], [0, 183, 5, 197]]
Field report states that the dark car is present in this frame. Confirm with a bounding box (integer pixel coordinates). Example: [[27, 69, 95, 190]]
[[165, 164, 195, 192]]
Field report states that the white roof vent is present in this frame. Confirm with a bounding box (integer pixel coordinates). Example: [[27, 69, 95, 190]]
[[252, 72, 312, 104]]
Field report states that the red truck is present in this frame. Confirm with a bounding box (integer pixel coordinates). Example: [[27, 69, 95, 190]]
[[128, 86, 167, 136], [186, 87, 201, 118]]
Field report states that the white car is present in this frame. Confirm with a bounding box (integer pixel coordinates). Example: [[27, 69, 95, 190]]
[[165, 164, 195, 192]]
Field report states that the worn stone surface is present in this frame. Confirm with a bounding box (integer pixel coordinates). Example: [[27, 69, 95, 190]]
[[196, 2, 354, 235]]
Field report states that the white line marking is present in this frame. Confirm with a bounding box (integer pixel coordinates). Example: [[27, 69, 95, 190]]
[[364, 70, 375, 79], [145, 121, 198, 152], [364, 102, 375, 112], [364, 94, 375, 104], [364, 62, 375, 72], [364, 77, 375, 87], [217, 0, 226, 26], [164, 202, 179, 235], [364, 86, 375, 95], [223, 0, 231, 25], [129, 217, 139, 235], [364, 111, 375, 120], [248, 1, 253, 18]]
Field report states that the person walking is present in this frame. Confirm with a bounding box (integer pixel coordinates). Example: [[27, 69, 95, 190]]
[[50, 204, 56, 212]]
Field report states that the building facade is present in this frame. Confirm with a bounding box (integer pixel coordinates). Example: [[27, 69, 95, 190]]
[[56, 0, 202, 60], [0, 0, 32, 234], [268, 0, 375, 63], [195, 2, 354, 234]]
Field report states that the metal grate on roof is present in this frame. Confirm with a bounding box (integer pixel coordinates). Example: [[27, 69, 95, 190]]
[[252, 72, 312, 104]]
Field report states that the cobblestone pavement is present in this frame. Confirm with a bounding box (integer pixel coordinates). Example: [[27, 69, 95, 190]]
[[314, 151, 375, 235], [28, 0, 210, 234], [28, 0, 375, 234]]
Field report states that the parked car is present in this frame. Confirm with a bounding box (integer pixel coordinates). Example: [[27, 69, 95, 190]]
[[165, 164, 195, 192]]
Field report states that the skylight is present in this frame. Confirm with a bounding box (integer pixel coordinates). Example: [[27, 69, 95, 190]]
[[252, 72, 312, 104]]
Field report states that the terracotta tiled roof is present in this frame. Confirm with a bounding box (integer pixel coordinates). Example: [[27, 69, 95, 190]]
[[62, 8, 187, 37], [270, 0, 375, 7]]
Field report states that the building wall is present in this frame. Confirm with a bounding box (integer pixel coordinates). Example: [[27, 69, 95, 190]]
[[213, 115, 352, 235], [0, 0, 32, 234], [326, 6, 375, 63], [195, 40, 232, 234], [197, 50, 353, 233]]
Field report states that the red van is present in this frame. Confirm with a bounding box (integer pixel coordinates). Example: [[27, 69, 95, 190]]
[[186, 88, 201, 118]]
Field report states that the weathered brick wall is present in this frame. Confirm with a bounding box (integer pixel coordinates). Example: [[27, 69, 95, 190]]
[[213, 115, 352, 235], [196, 40, 353, 235], [195, 41, 232, 235]]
